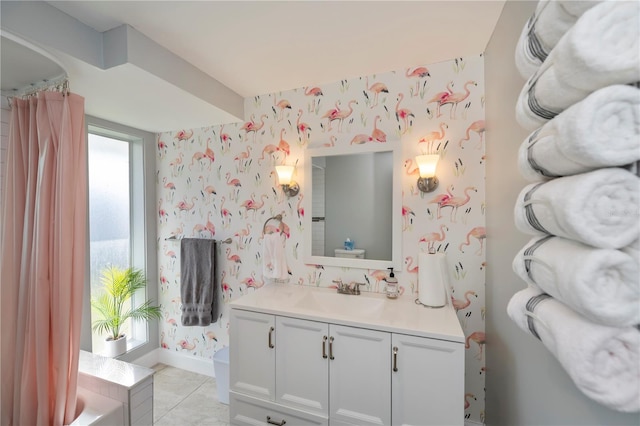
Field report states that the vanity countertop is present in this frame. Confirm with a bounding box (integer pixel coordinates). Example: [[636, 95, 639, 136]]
[[229, 283, 464, 343]]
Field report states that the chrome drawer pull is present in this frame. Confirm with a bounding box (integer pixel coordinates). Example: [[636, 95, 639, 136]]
[[268, 326, 275, 349], [393, 346, 398, 372], [322, 335, 328, 359], [329, 336, 335, 360], [266, 415, 286, 425]]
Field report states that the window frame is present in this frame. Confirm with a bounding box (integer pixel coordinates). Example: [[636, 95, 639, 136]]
[[80, 115, 158, 361]]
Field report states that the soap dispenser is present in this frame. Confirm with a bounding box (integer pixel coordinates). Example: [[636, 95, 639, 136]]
[[385, 267, 398, 299]]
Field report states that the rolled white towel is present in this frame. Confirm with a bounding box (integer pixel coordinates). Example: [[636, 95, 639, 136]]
[[513, 235, 639, 327], [514, 167, 640, 249], [622, 238, 640, 264], [507, 286, 640, 412], [516, 1, 640, 130], [518, 85, 640, 181], [515, 0, 604, 79]]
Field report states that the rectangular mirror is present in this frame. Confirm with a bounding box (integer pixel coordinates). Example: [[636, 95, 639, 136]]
[[303, 143, 402, 270]]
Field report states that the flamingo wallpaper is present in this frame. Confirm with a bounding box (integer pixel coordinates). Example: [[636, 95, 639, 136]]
[[156, 54, 486, 423]]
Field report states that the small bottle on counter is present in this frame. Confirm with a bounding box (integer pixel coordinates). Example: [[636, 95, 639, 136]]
[[344, 238, 354, 250], [385, 267, 398, 299]]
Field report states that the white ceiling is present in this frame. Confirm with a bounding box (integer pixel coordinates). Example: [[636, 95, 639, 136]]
[[1, 1, 506, 132]]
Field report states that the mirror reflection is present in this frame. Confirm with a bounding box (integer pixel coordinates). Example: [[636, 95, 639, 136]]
[[303, 144, 401, 270]]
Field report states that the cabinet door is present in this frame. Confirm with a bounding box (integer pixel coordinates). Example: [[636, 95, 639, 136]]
[[230, 309, 276, 400], [329, 324, 391, 426], [391, 334, 464, 426], [275, 316, 329, 415]]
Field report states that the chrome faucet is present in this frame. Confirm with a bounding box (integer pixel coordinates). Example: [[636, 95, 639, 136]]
[[333, 280, 366, 295]]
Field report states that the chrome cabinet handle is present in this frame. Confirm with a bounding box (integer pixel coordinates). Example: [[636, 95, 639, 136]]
[[268, 326, 275, 349], [266, 415, 286, 425], [393, 346, 398, 372], [322, 335, 328, 359], [329, 336, 335, 360]]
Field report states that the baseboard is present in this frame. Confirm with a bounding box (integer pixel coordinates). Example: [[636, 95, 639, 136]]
[[465, 419, 484, 426], [157, 349, 216, 377]]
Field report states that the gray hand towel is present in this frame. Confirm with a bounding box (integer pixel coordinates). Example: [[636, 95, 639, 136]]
[[180, 238, 218, 326]]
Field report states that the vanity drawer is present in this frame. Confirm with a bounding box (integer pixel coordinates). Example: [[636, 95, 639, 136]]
[[230, 391, 328, 426]]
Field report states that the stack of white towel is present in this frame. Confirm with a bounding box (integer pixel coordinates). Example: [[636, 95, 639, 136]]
[[510, 0, 640, 413]]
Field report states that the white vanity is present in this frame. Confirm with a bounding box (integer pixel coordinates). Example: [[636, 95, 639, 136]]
[[229, 284, 464, 426]]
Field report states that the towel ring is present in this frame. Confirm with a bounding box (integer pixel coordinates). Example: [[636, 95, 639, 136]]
[[262, 214, 283, 236]]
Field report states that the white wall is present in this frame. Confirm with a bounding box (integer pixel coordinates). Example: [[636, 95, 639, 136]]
[[484, 1, 639, 425], [0, 96, 10, 240]]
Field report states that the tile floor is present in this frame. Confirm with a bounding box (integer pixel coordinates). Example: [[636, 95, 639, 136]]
[[152, 364, 229, 426]]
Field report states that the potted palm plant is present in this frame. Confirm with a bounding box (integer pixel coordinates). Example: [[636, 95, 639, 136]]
[[91, 266, 162, 357]]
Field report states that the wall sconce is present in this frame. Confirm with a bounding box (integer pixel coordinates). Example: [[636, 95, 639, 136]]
[[415, 154, 439, 193], [275, 165, 300, 197]]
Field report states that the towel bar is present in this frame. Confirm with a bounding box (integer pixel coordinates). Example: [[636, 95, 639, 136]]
[[165, 237, 232, 244]]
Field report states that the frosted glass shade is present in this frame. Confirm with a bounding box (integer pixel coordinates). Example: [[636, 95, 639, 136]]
[[275, 165, 294, 185], [415, 155, 439, 178]]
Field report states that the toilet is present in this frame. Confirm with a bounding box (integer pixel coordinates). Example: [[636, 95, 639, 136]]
[[334, 248, 365, 259]]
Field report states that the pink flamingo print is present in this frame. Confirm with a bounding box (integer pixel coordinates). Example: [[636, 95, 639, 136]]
[[221, 272, 233, 301], [371, 115, 386, 143], [189, 149, 208, 171], [174, 129, 193, 147], [402, 205, 416, 230], [459, 227, 486, 255], [419, 224, 448, 252], [296, 109, 312, 145], [159, 266, 169, 293], [304, 86, 323, 97], [169, 153, 184, 177], [169, 223, 184, 239], [441, 186, 477, 223], [403, 159, 420, 177], [219, 124, 232, 152], [241, 114, 267, 143], [157, 139, 167, 158], [406, 67, 430, 96], [395, 93, 414, 134], [203, 137, 215, 165], [163, 245, 177, 270], [203, 331, 218, 349], [464, 393, 477, 410], [163, 177, 176, 197], [234, 223, 252, 249], [427, 184, 455, 219], [234, 146, 252, 172], [451, 290, 477, 312], [220, 196, 232, 228], [158, 199, 169, 223], [242, 194, 268, 220], [368, 269, 388, 292], [419, 122, 448, 152], [179, 337, 199, 352], [259, 142, 281, 165], [226, 247, 242, 277], [332, 100, 358, 132], [242, 271, 264, 290], [365, 76, 389, 108], [176, 196, 197, 215], [160, 331, 169, 349], [198, 175, 216, 204], [297, 194, 304, 220], [350, 134, 373, 145], [441, 80, 477, 119], [427, 80, 454, 117], [225, 172, 242, 201], [320, 101, 341, 132], [278, 134, 290, 162], [465, 331, 485, 360], [404, 256, 419, 274], [459, 120, 485, 149], [273, 96, 292, 121]]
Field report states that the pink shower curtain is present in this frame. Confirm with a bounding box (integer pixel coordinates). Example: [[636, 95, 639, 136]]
[[1, 91, 87, 426]]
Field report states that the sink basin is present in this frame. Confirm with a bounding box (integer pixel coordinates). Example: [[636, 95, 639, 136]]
[[294, 290, 386, 319]]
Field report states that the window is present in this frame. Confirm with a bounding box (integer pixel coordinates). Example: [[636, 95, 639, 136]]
[[82, 116, 157, 360]]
